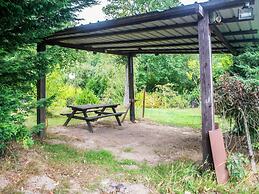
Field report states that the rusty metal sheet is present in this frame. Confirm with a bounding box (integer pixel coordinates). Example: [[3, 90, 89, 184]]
[[209, 128, 229, 184]]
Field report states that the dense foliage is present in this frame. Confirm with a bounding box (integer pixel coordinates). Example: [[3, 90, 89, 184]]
[[215, 47, 259, 142], [103, 0, 180, 18], [0, 0, 96, 154], [0, 0, 96, 51]]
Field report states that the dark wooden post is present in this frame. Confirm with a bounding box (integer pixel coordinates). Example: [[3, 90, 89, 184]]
[[128, 55, 135, 122], [198, 10, 215, 168], [37, 43, 47, 138], [142, 87, 146, 118]]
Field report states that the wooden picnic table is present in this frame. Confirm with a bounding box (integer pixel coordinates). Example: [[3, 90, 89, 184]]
[[61, 104, 125, 133]]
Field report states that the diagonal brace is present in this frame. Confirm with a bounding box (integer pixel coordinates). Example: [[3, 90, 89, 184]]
[[210, 24, 237, 55]]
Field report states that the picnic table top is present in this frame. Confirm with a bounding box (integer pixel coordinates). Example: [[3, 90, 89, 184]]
[[68, 104, 119, 111]]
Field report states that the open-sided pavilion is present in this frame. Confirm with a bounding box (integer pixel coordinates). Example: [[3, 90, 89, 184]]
[[38, 0, 259, 166]]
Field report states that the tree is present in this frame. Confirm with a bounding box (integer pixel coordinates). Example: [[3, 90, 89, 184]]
[[103, 0, 180, 18], [229, 47, 259, 85], [136, 54, 197, 93], [0, 0, 96, 154], [0, 0, 96, 51]]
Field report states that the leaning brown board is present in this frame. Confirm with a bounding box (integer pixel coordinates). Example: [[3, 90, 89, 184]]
[[209, 128, 229, 184]]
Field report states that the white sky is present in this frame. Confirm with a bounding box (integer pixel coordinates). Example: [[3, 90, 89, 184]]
[[78, 0, 208, 24]]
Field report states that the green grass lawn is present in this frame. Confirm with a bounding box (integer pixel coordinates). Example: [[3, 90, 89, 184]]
[[25, 114, 84, 129], [137, 108, 202, 129]]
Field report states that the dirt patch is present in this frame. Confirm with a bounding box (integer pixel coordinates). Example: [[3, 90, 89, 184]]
[[0, 146, 108, 193], [23, 175, 57, 193], [48, 120, 202, 164], [0, 176, 10, 190], [100, 179, 151, 194]]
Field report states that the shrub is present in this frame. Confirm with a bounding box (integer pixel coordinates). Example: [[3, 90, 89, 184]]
[[186, 87, 200, 108], [75, 88, 100, 105], [46, 69, 80, 115], [170, 95, 188, 108], [226, 153, 249, 182], [215, 75, 259, 140], [136, 92, 162, 108], [136, 84, 189, 109]]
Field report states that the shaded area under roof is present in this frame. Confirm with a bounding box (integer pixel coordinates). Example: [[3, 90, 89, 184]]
[[43, 0, 259, 55]]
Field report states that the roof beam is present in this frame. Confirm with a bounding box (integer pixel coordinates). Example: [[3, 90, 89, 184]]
[[45, 16, 254, 43], [115, 49, 232, 55], [47, 42, 125, 56], [59, 30, 257, 48], [108, 46, 243, 53], [47, 38, 259, 54], [210, 24, 237, 54]]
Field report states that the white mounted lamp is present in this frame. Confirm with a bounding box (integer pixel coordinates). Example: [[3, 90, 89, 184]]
[[238, 2, 254, 20]]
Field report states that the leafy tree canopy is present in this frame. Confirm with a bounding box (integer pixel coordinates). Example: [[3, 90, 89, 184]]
[[229, 47, 259, 85], [103, 0, 180, 18], [0, 0, 96, 51]]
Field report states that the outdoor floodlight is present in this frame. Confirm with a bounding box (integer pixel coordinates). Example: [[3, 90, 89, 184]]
[[238, 2, 254, 20]]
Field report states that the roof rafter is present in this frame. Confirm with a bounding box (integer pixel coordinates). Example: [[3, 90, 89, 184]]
[[210, 24, 237, 54], [56, 30, 257, 48], [89, 30, 257, 50]]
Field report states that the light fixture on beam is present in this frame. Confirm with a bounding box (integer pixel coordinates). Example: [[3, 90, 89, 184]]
[[238, 2, 254, 20], [210, 12, 222, 24]]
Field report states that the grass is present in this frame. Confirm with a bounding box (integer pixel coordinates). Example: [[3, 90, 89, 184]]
[[136, 108, 202, 129], [1, 141, 258, 193], [42, 143, 136, 171], [136, 108, 228, 130], [25, 114, 84, 129], [122, 147, 134, 153], [39, 143, 259, 193]]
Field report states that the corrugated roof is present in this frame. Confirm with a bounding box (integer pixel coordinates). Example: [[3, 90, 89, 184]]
[[43, 0, 259, 55]]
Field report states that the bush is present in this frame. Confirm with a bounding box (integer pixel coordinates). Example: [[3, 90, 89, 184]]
[[215, 75, 259, 140], [226, 153, 249, 182], [75, 88, 100, 105], [46, 69, 81, 115], [136, 91, 162, 108], [170, 95, 188, 108], [136, 91, 188, 109], [136, 84, 189, 109]]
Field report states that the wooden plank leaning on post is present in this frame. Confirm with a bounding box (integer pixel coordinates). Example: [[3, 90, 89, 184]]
[[37, 43, 47, 139], [198, 8, 215, 169]]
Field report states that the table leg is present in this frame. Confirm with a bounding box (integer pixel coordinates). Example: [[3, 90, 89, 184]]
[[112, 107, 122, 126], [83, 111, 94, 133], [63, 110, 76, 126], [96, 107, 106, 116]]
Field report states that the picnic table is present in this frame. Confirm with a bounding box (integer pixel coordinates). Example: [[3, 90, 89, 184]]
[[61, 104, 125, 133]]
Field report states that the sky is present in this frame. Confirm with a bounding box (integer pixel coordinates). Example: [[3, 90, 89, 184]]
[[78, 0, 208, 24]]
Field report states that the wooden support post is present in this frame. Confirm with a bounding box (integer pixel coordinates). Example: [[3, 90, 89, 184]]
[[142, 87, 146, 118], [128, 55, 135, 122], [124, 62, 129, 106], [37, 43, 47, 139], [198, 10, 215, 168]]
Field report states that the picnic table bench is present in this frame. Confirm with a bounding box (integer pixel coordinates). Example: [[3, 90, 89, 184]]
[[61, 104, 125, 133]]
